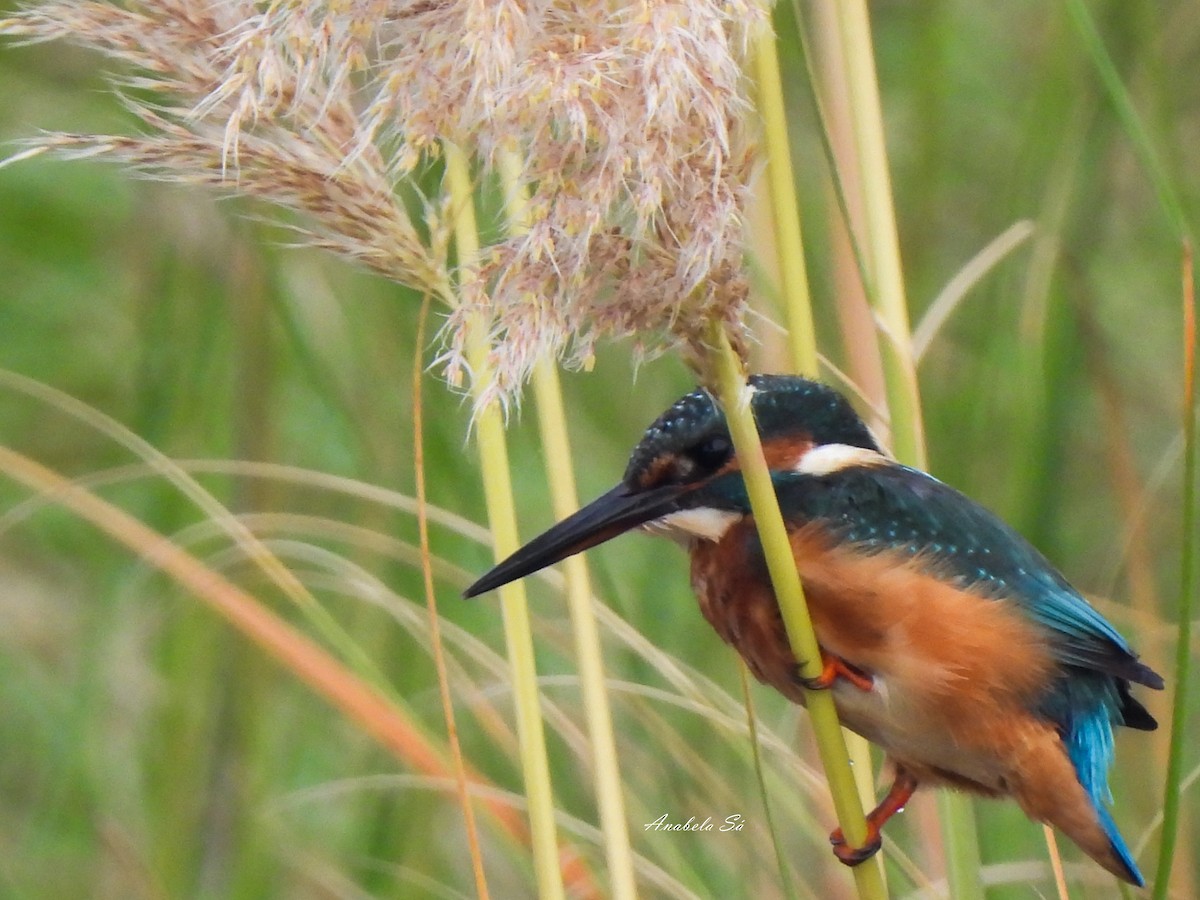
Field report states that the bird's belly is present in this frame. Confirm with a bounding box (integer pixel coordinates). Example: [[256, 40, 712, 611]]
[[691, 523, 1059, 792], [828, 680, 1009, 793]]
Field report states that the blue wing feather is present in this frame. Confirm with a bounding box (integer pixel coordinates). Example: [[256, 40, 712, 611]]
[[758, 460, 1155, 884], [769, 462, 1163, 691]]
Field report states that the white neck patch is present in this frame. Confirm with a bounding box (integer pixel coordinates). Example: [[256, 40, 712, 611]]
[[645, 507, 741, 543], [795, 443, 887, 476]]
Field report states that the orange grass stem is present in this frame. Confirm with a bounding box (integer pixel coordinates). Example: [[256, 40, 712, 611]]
[[413, 292, 491, 899], [0, 443, 598, 898]]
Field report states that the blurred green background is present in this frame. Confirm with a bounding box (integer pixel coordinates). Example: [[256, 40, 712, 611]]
[[1, 2, 1196, 898]]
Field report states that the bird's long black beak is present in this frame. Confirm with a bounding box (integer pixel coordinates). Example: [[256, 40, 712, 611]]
[[464, 482, 687, 597]]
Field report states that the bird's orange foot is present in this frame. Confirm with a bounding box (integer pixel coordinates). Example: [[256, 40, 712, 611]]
[[828, 826, 882, 866], [826, 768, 919, 867], [796, 653, 875, 693]]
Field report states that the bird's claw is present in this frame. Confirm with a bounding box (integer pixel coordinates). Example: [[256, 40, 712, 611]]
[[826, 769, 918, 867], [828, 827, 883, 866], [796, 653, 875, 693]]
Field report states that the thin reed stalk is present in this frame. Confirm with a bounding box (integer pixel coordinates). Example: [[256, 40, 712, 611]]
[[739, 662, 800, 900], [445, 143, 565, 900], [826, 0, 926, 468], [531, 360, 639, 899], [708, 323, 887, 900], [1152, 243, 1196, 898], [1060, 6, 1193, 893], [802, 0, 886, 416], [1064, 0, 1190, 241], [412, 292, 491, 899], [751, 6, 881, 865], [0, 443, 601, 894], [497, 150, 638, 899], [1042, 826, 1070, 900], [818, 4, 984, 895], [751, 22, 818, 378]]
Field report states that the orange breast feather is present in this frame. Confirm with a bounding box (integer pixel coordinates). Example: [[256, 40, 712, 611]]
[[691, 520, 1061, 792]]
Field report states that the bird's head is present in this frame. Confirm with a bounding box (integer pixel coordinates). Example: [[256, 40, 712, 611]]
[[464, 374, 882, 597]]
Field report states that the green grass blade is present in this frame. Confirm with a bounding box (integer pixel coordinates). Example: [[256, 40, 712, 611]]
[[1064, 0, 1191, 241], [739, 662, 800, 900], [445, 142, 566, 900], [1152, 244, 1196, 897]]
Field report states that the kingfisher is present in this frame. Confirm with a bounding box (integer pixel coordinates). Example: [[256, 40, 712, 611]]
[[465, 374, 1163, 885]]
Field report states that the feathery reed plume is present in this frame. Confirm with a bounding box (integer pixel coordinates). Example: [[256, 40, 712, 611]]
[[2, 0, 764, 408]]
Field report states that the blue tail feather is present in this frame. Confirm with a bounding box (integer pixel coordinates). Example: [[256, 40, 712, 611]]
[[1066, 701, 1144, 886], [1095, 801, 1143, 887]]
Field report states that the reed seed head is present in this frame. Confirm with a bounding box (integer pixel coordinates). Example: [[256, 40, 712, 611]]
[[2, 0, 765, 407]]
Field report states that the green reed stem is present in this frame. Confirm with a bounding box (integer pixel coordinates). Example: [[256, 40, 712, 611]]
[[751, 23, 819, 377], [495, 151, 639, 898], [532, 361, 640, 898], [710, 324, 886, 900], [1059, 8, 1194, 890], [824, 4, 982, 895], [752, 6, 882, 859], [1152, 244, 1196, 898], [445, 142, 565, 900], [829, 0, 926, 469]]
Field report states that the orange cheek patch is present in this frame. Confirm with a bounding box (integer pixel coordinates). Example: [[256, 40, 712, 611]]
[[714, 436, 815, 479], [635, 453, 679, 489], [760, 435, 815, 472]]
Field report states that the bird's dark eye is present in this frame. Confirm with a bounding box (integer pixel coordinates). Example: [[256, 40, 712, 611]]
[[689, 435, 732, 472]]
